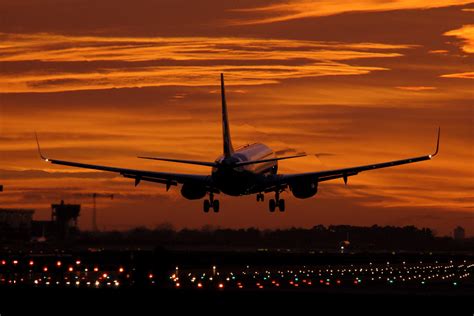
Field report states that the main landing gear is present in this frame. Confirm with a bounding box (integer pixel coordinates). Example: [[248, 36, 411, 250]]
[[203, 193, 219, 213], [256, 193, 264, 202], [269, 191, 285, 212]]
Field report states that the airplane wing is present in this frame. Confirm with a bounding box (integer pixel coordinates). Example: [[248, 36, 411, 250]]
[[35, 135, 212, 190], [271, 128, 440, 188]]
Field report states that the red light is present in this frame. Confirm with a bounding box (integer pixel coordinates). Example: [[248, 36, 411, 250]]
[[197, 283, 203, 288], [325, 282, 330, 286], [29, 260, 34, 266], [1, 260, 6, 265], [307, 282, 312, 285], [43, 267, 48, 272], [93, 267, 99, 272], [320, 280, 324, 284], [336, 280, 341, 285], [354, 280, 358, 285], [218, 283, 224, 289]]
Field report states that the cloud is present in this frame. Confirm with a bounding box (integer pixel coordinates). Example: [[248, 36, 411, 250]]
[[440, 71, 474, 79], [395, 86, 437, 91], [230, 0, 473, 25], [428, 50, 450, 54], [444, 24, 474, 53], [0, 33, 414, 93]]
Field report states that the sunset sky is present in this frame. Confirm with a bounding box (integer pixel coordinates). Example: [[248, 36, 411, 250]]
[[0, 0, 473, 236]]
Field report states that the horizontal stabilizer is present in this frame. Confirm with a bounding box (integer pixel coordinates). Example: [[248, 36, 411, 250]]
[[137, 156, 218, 167], [234, 154, 306, 167]]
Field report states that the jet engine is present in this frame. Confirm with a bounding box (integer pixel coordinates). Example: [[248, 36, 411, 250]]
[[181, 183, 207, 200], [290, 180, 318, 199]]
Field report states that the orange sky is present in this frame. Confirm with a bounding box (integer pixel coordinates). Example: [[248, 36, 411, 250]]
[[0, 0, 473, 236]]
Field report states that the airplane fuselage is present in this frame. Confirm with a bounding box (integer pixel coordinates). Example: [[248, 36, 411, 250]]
[[212, 143, 277, 196]]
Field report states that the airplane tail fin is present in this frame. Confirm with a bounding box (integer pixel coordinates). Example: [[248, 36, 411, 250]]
[[221, 73, 234, 158]]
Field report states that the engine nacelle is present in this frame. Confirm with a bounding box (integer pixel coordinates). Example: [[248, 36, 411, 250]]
[[180, 183, 207, 200], [290, 180, 318, 199]]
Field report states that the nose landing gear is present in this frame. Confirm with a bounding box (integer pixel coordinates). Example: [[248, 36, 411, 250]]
[[269, 191, 285, 212], [203, 192, 220, 213]]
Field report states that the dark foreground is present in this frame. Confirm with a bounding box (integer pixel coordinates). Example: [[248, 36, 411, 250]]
[[0, 249, 472, 313]]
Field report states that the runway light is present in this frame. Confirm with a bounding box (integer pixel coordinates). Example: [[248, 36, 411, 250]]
[[148, 274, 153, 279], [119, 267, 124, 273], [68, 267, 73, 272], [197, 283, 203, 288], [56, 261, 62, 267], [75, 260, 81, 265], [218, 283, 224, 289], [29, 260, 34, 266], [13, 260, 18, 265], [43, 267, 48, 272]]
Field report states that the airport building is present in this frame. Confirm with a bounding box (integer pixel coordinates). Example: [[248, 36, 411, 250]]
[[453, 226, 465, 240], [0, 208, 35, 241]]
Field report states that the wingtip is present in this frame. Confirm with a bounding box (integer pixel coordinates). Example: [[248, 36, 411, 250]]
[[34, 132, 48, 161], [430, 127, 440, 158]]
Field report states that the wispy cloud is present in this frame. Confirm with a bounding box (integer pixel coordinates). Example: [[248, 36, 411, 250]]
[[0, 33, 413, 93], [440, 71, 474, 79], [444, 24, 474, 54], [395, 86, 437, 91], [229, 0, 473, 25]]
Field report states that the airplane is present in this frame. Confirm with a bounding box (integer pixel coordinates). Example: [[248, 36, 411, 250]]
[[36, 73, 440, 213]]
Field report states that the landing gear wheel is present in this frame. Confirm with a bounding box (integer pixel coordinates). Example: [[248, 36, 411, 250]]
[[278, 199, 285, 212], [213, 200, 220, 213], [269, 199, 276, 212], [203, 200, 210, 213]]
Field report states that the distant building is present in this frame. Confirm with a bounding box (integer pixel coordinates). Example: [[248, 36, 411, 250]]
[[0, 208, 35, 240], [453, 226, 465, 240], [51, 200, 81, 240]]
